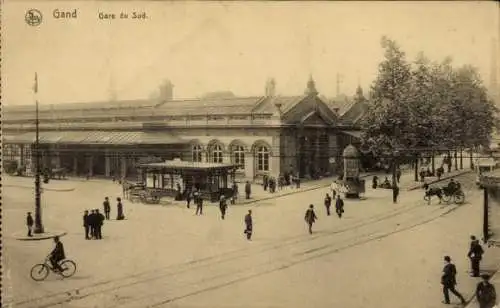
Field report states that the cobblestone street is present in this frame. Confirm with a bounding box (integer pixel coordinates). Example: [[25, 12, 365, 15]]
[[3, 171, 497, 308]]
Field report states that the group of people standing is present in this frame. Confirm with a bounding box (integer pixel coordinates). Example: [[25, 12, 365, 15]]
[[82, 196, 125, 240], [262, 173, 301, 193]]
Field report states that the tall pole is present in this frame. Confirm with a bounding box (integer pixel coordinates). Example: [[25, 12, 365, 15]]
[[34, 72, 44, 234]]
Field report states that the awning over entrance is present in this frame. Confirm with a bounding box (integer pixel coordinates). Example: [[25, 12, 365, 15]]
[[341, 130, 363, 139], [139, 160, 237, 171], [2, 131, 188, 145]]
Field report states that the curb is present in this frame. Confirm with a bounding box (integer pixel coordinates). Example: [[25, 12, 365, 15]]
[[2, 185, 76, 192], [406, 170, 472, 191], [236, 173, 378, 206], [13, 230, 68, 241]]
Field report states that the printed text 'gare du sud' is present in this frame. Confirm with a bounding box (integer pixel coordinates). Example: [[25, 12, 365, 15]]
[[52, 8, 148, 20]]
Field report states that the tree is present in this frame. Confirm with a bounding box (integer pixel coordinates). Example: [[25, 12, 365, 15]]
[[362, 36, 413, 158], [407, 52, 438, 177]]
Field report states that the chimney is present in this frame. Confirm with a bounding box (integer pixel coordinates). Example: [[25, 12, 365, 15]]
[[160, 80, 174, 101], [265, 78, 276, 97]]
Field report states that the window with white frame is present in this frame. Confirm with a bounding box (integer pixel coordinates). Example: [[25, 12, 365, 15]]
[[192, 144, 203, 162], [256, 145, 270, 171], [212, 144, 223, 163], [232, 145, 245, 169]]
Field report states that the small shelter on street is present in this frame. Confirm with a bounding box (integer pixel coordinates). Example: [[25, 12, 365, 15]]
[[479, 169, 500, 247], [137, 159, 238, 202]]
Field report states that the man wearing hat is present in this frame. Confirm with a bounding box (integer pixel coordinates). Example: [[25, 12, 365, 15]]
[[468, 235, 485, 277], [476, 274, 497, 308], [304, 204, 318, 234], [244, 210, 253, 240], [219, 195, 228, 220], [441, 255, 467, 305], [26, 212, 34, 237]]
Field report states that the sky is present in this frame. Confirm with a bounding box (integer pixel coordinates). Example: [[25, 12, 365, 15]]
[[2, 1, 499, 106]]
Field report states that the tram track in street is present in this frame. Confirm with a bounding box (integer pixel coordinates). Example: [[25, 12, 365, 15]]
[[10, 201, 421, 308], [107, 195, 468, 308], [10, 173, 476, 308]]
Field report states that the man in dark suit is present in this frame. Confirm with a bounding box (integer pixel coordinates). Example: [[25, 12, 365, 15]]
[[324, 193, 332, 216], [304, 204, 317, 234], [392, 182, 400, 204], [245, 181, 252, 199], [83, 210, 90, 239], [95, 209, 105, 239], [49, 236, 66, 272], [335, 195, 344, 218], [244, 210, 253, 240], [219, 196, 228, 220], [468, 235, 485, 277], [89, 210, 97, 239], [441, 255, 466, 305], [103, 197, 111, 220], [26, 212, 34, 237], [476, 274, 497, 308], [196, 194, 204, 215]]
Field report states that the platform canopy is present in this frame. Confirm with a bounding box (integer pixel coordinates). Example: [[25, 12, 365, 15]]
[[2, 131, 188, 145]]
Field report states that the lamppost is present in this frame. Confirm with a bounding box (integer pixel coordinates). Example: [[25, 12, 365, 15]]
[[33, 72, 44, 234]]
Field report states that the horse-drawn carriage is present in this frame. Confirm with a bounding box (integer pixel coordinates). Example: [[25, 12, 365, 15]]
[[123, 182, 164, 204], [423, 183, 465, 205]]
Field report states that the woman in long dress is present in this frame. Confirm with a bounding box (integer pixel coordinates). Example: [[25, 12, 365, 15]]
[[116, 197, 125, 220]]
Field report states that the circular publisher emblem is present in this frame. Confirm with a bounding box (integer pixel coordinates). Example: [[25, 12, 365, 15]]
[[25, 9, 43, 26]]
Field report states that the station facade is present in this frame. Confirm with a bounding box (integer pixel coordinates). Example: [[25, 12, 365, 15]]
[[2, 78, 366, 181]]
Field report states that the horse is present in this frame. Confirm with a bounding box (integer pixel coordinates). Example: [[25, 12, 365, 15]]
[[423, 183, 443, 205]]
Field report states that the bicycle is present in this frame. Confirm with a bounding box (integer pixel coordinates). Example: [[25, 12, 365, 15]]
[[30, 256, 76, 281]]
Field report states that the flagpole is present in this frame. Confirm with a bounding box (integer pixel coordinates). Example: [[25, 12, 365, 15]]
[[33, 72, 44, 234]]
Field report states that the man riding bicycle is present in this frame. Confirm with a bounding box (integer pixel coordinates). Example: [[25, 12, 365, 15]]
[[49, 236, 66, 272]]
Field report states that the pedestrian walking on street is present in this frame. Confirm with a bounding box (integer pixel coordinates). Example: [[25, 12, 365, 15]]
[[468, 235, 485, 277], [396, 169, 402, 183], [441, 256, 467, 305], [103, 197, 111, 220], [324, 193, 332, 216], [392, 183, 400, 204], [245, 181, 252, 199], [195, 194, 204, 215], [186, 189, 193, 208], [244, 210, 253, 240], [116, 197, 125, 220], [219, 195, 228, 220], [232, 182, 238, 204], [335, 195, 344, 218], [26, 212, 34, 237], [475, 274, 497, 308], [95, 209, 105, 239], [83, 210, 90, 240], [304, 204, 317, 234], [89, 210, 97, 239]]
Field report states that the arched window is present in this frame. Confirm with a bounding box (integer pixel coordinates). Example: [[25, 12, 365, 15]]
[[256, 146, 269, 171], [192, 144, 202, 162], [232, 145, 245, 169], [212, 144, 223, 163]]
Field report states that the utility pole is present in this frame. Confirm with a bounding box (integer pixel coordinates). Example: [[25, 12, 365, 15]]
[[33, 72, 44, 234]]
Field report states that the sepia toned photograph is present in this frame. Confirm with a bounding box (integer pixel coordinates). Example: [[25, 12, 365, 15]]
[[1, 1, 500, 307]]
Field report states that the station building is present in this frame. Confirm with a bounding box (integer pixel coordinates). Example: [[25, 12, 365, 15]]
[[2, 78, 367, 181]]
